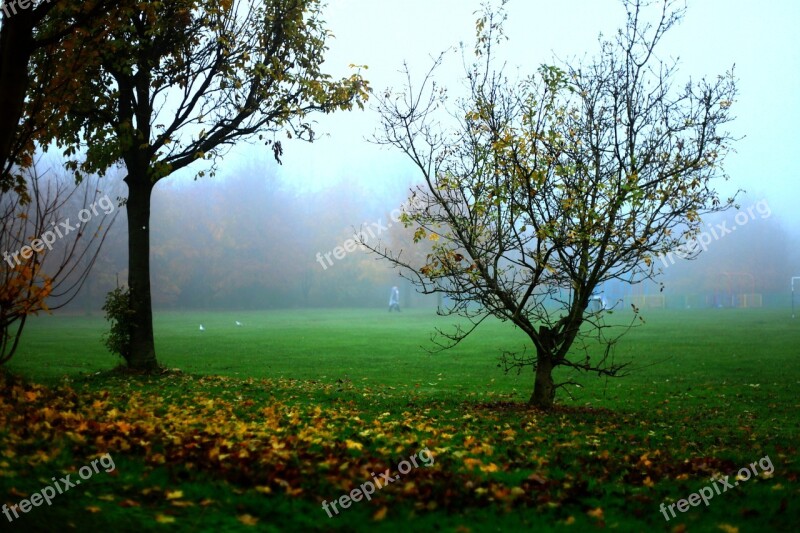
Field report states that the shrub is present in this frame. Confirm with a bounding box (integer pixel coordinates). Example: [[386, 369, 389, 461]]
[[102, 286, 133, 363]]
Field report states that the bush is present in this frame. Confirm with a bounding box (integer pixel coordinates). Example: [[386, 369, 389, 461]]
[[102, 286, 133, 363]]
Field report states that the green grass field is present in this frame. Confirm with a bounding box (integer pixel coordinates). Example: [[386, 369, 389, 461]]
[[2, 307, 799, 531]]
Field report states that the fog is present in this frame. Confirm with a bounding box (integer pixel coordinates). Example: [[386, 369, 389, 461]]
[[57, 0, 800, 313], [59, 162, 434, 311], [52, 164, 797, 315]]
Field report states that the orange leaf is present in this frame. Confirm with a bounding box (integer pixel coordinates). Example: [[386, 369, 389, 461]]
[[527, 473, 547, 484], [587, 507, 604, 519], [118, 499, 141, 508], [8, 487, 27, 498], [463, 458, 482, 470]]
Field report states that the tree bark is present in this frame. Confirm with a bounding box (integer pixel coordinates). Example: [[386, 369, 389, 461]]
[[0, 12, 35, 176], [529, 353, 556, 408], [125, 174, 158, 371], [529, 325, 557, 408]]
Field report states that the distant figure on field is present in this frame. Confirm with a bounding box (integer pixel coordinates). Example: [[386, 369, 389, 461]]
[[389, 286, 401, 312], [587, 291, 607, 312]]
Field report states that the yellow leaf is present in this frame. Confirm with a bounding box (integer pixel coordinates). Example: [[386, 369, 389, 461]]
[[237, 514, 259, 526], [345, 439, 363, 451], [155, 514, 176, 524], [165, 490, 183, 500], [85, 506, 101, 513], [479, 462, 499, 473], [717, 525, 739, 533], [171, 500, 194, 508], [372, 507, 388, 521]]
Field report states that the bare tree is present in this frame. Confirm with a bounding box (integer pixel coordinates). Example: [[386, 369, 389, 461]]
[[1, 165, 117, 364], [364, 0, 737, 408]]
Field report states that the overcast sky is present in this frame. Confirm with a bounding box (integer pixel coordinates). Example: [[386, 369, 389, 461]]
[[221, 0, 799, 230]]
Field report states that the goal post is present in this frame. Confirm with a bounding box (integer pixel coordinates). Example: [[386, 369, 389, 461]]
[[793, 277, 800, 319]]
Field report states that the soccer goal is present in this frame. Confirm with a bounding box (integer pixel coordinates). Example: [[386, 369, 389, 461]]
[[793, 277, 800, 318]]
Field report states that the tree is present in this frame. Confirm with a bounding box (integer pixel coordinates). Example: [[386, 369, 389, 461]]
[[0, 0, 124, 198], [366, 0, 737, 408], [1, 166, 117, 365], [40, 0, 369, 370]]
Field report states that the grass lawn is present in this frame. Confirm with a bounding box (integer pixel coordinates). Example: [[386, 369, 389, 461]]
[[2, 307, 799, 531]]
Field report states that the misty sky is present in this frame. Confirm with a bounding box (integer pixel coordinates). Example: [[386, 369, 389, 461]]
[[215, 0, 799, 233]]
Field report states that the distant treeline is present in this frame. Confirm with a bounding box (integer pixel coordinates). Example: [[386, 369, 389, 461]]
[[45, 167, 796, 313], [60, 166, 433, 311]]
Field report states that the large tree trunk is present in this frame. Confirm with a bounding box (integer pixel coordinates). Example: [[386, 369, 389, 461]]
[[529, 353, 556, 408], [0, 12, 35, 175], [125, 174, 158, 371]]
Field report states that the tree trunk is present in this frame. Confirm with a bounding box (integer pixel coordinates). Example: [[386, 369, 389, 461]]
[[0, 12, 35, 175], [529, 353, 556, 408], [125, 175, 158, 371]]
